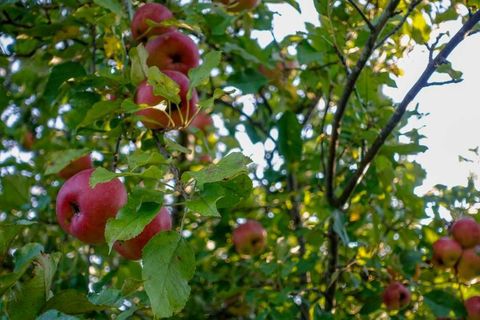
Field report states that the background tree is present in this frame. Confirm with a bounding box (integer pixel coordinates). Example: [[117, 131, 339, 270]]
[[1, 0, 480, 319]]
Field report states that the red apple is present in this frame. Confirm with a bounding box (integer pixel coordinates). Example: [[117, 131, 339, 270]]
[[451, 217, 480, 248], [145, 31, 200, 75], [56, 168, 127, 244], [466, 296, 480, 320], [232, 220, 267, 256], [21, 131, 34, 150], [382, 282, 411, 310], [432, 237, 462, 268], [114, 207, 172, 260], [216, 0, 260, 12], [199, 154, 212, 164], [135, 70, 198, 129], [191, 111, 213, 132], [58, 155, 93, 180], [131, 3, 174, 42], [456, 246, 480, 281]]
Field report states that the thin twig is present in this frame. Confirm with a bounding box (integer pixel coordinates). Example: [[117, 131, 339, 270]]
[[425, 79, 463, 87], [347, 0, 374, 31]]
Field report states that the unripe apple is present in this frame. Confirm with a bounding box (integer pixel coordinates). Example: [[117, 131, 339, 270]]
[[456, 246, 480, 281], [56, 169, 127, 244], [382, 281, 411, 310], [145, 31, 200, 75], [232, 220, 267, 256], [58, 155, 93, 180], [466, 296, 480, 320], [135, 70, 198, 130], [451, 217, 480, 248], [114, 207, 172, 260], [131, 3, 174, 42], [432, 237, 462, 268], [216, 0, 260, 12], [190, 111, 213, 132], [21, 130, 34, 150]]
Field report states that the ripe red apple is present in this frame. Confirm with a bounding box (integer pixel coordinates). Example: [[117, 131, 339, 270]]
[[56, 168, 127, 244], [135, 70, 198, 129], [232, 220, 267, 256], [199, 154, 212, 164], [432, 237, 462, 268], [114, 207, 172, 260], [451, 217, 480, 248], [216, 0, 260, 12], [21, 131, 34, 150], [382, 282, 411, 310], [466, 296, 480, 320], [456, 246, 480, 281], [145, 31, 200, 75], [190, 111, 213, 132], [58, 155, 93, 180], [131, 3, 174, 42]]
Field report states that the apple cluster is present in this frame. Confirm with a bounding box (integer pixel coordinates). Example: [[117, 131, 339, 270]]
[[130, 3, 200, 130], [55, 154, 172, 260], [432, 217, 480, 281]]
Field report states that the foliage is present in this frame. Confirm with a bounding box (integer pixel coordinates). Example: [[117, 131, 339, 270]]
[[0, 0, 480, 319]]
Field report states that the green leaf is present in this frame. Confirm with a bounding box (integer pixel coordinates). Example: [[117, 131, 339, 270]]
[[105, 189, 163, 251], [0, 223, 24, 256], [13, 242, 43, 272], [227, 68, 268, 94], [424, 290, 466, 318], [215, 174, 253, 208], [182, 152, 252, 187], [42, 290, 108, 314], [89, 166, 165, 188], [147, 67, 181, 105], [277, 111, 302, 164], [186, 184, 224, 217], [37, 310, 79, 320], [93, 0, 124, 16], [142, 232, 195, 318], [381, 143, 428, 155], [44, 62, 86, 103], [297, 40, 324, 65], [77, 100, 120, 129], [128, 150, 166, 170], [399, 250, 422, 278], [130, 44, 149, 85], [188, 51, 222, 97], [436, 61, 463, 80], [0, 175, 31, 210], [332, 210, 350, 245], [44, 149, 89, 175], [87, 288, 123, 306], [164, 136, 191, 154]]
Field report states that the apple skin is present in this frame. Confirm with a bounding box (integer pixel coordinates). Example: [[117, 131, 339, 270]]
[[131, 3, 174, 42], [145, 31, 200, 75], [114, 207, 172, 260], [432, 237, 463, 268], [58, 155, 93, 180], [135, 70, 198, 129], [217, 0, 260, 11], [232, 220, 267, 256], [56, 168, 127, 244], [190, 111, 213, 132], [451, 217, 480, 248], [21, 131, 34, 150], [466, 296, 480, 320], [382, 282, 411, 311], [456, 246, 480, 281]]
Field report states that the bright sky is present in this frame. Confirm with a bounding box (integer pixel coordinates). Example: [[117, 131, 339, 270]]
[[241, 1, 480, 196]]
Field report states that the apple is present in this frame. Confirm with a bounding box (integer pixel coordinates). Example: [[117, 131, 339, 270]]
[[58, 154, 93, 180], [114, 207, 172, 260], [21, 130, 34, 150], [131, 3, 174, 42], [382, 281, 411, 310], [432, 237, 462, 268], [451, 217, 480, 248], [232, 220, 267, 256], [56, 168, 127, 244], [145, 31, 200, 75], [216, 0, 260, 12], [199, 154, 212, 164], [190, 111, 213, 132], [456, 246, 480, 281], [466, 296, 480, 320], [135, 70, 198, 129]]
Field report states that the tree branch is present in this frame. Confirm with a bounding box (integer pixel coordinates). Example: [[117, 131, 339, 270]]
[[337, 9, 480, 206], [326, 0, 401, 206], [347, 0, 374, 31]]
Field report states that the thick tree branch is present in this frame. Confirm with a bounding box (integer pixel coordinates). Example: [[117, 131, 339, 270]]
[[337, 10, 480, 206], [326, 0, 400, 206]]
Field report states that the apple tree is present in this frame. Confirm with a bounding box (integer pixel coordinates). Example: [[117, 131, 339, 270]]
[[1, 0, 480, 319]]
